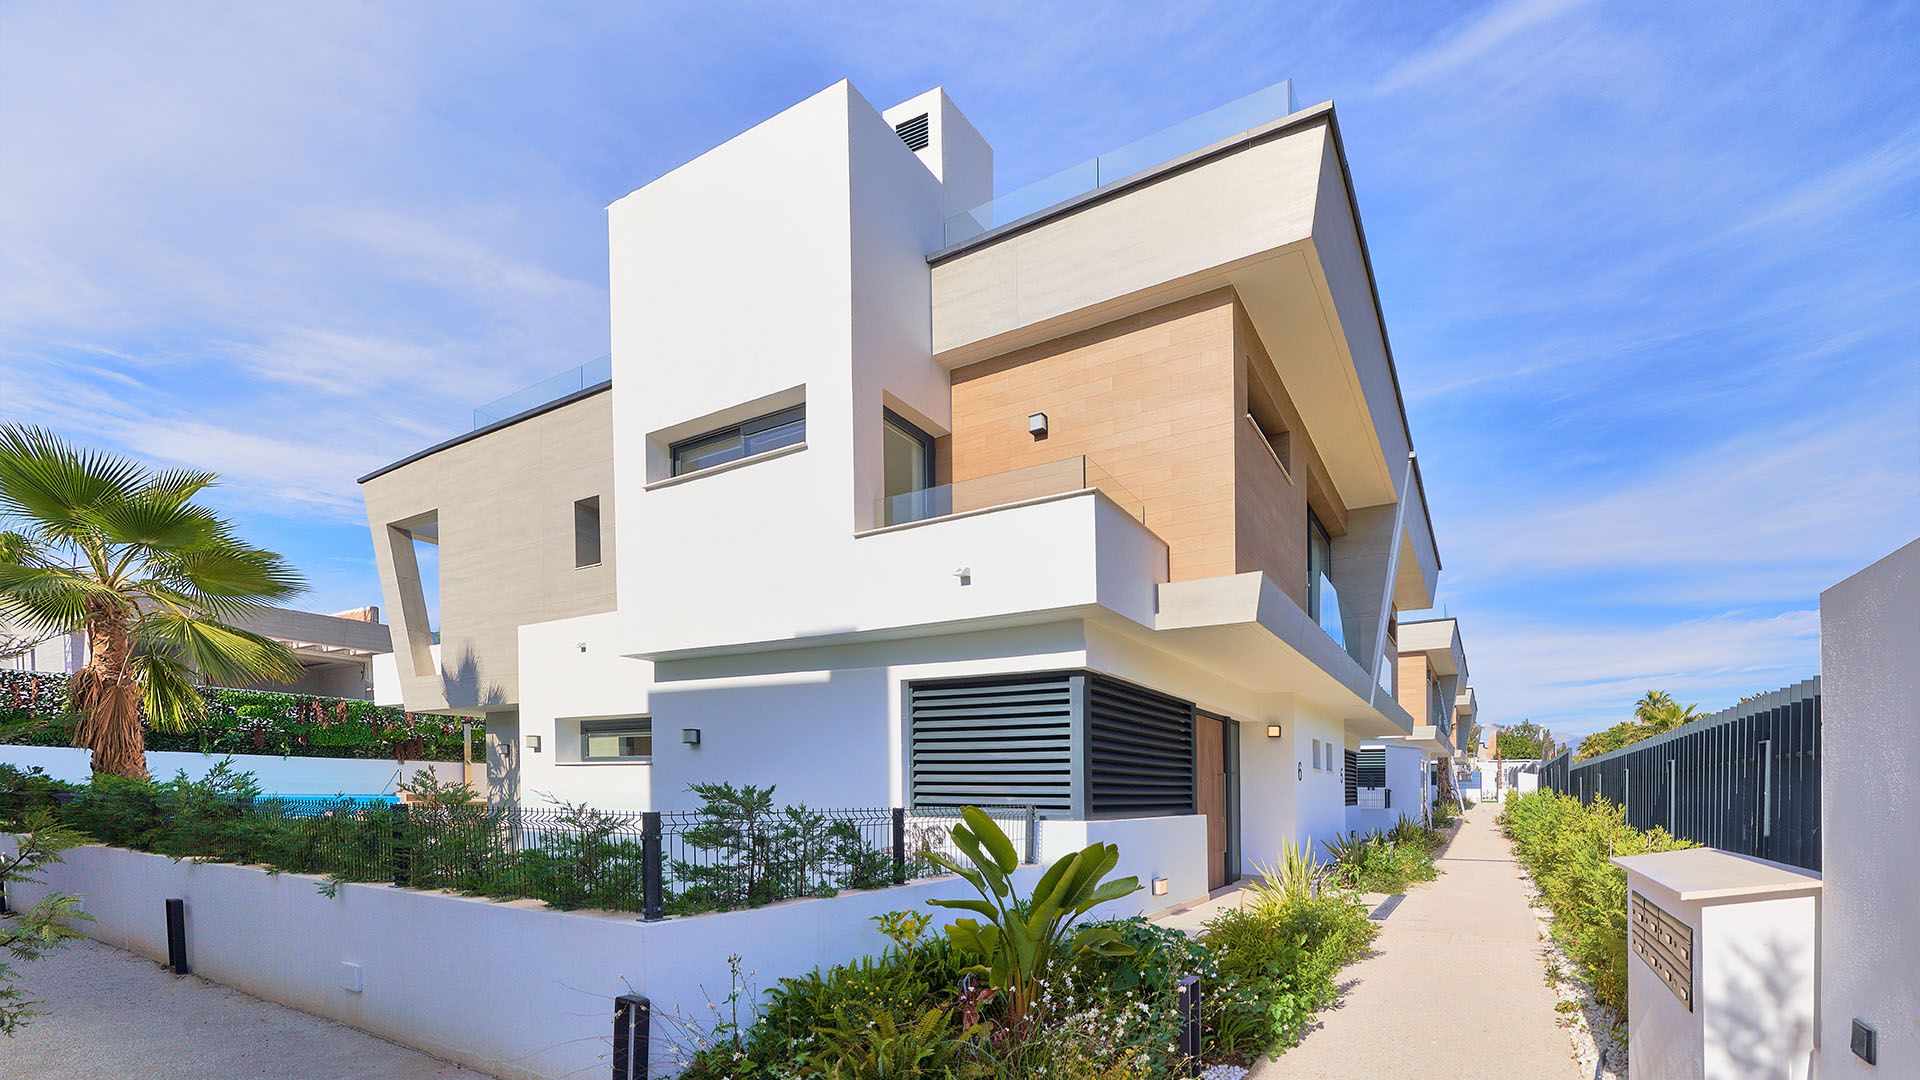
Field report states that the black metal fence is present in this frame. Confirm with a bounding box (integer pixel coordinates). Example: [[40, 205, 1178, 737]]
[[0, 787, 1037, 920], [1538, 678, 1821, 870]]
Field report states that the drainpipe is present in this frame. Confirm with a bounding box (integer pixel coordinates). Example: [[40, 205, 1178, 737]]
[[1365, 451, 1418, 710]]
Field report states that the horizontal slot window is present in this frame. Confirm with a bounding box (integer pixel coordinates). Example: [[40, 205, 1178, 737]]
[[670, 405, 805, 477], [580, 717, 652, 762]]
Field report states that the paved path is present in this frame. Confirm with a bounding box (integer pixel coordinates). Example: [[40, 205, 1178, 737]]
[[1251, 804, 1582, 1079], [0, 937, 491, 1079]]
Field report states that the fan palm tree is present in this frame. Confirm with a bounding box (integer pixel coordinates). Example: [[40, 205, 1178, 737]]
[[0, 425, 306, 778]]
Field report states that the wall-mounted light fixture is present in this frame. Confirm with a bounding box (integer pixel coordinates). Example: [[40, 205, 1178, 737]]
[[1151, 876, 1169, 897], [576, 641, 588, 653], [954, 566, 972, 586], [1028, 412, 1049, 439], [525, 735, 542, 753], [1266, 724, 1282, 739], [1297, 763, 1303, 780], [681, 728, 702, 747]]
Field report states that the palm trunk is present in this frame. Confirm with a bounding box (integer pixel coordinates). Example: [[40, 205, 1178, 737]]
[[69, 603, 145, 779]]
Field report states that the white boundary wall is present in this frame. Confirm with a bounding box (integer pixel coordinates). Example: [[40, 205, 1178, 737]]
[[8, 813, 1204, 1078], [1819, 539, 1920, 1076], [0, 745, 461, 793]]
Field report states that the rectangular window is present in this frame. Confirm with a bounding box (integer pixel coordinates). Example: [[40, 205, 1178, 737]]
[[1311, 739, 1322, 771], [580, 717, 652, 761], [670, 405, 806, 477], [573, 496, 601, 567]]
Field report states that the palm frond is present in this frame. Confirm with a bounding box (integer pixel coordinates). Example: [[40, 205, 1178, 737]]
[[82, 494, 223, 558], [0, 425, 150, 545], [130, 651, 207, 733], [140, 541, 305, 620], [0, 562, 117, 635], [135, 609, 306, 687]]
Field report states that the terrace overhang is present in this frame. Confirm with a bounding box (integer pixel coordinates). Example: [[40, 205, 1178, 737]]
[[930, 103, 1438, 593], [1149, 571, 1415, 738]]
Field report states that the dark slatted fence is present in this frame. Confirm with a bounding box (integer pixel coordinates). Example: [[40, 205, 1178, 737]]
[[1539, 678, 1821, 871]]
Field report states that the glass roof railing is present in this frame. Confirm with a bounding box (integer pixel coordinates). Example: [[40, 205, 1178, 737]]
[[471, 355, 612, 430], [942, 78, 1297, 248]]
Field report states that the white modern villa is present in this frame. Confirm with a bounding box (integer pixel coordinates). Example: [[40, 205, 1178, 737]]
[[360, 78, 1475, 896]]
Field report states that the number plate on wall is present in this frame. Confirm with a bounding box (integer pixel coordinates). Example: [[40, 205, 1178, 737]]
[[1631, 891, 1694, 1011]]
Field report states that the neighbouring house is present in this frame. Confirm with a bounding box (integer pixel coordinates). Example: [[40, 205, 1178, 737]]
[[359, 77, 1458, 896], [4, 605, 391, 699]]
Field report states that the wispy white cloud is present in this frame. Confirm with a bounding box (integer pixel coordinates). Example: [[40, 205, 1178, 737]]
[[1371, 0, 1596, 97], [1468, 607, 1819, 739]]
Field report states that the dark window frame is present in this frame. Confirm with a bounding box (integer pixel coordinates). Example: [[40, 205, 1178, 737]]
[[579, 717, 653, 762], [1307, 510, 1333, 620], [882, 407, 937, 492], [573, 496, 602, 568], [670, 405, 806, 477]]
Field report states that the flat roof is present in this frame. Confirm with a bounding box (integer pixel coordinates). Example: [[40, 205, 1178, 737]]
[[357, 380, 612, 485]]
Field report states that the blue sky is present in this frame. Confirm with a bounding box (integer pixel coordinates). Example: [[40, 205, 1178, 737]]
[[2, 1, 1915, 741]]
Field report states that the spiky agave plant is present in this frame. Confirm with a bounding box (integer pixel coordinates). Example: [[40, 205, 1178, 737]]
[[0, 425, 306, 778]]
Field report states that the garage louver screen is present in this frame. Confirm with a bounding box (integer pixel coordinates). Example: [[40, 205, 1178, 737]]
[[907, 670, 1198, 818], [1344, 749, 1359, 806], [1086, 674, 1195, 816], [907, 672, 1076, 813]]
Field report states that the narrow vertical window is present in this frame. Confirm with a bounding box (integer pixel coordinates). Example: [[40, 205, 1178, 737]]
[[881, 408, 938, 525], [574, 496, 602, 568]]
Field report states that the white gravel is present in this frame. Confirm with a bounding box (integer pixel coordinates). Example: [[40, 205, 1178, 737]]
[[1518, 879, 1628, 1079]]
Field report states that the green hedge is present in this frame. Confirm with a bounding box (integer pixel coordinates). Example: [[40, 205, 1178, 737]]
[[1500, 790, 1695, 1012], [0, 668, 465, 762]]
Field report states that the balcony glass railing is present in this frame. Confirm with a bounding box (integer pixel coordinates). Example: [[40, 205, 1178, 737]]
[[942, 78, 1297, 247], [472, 355, 613, 430], [1311, 572, 1345, 651], [874, 456, 1145, 529]]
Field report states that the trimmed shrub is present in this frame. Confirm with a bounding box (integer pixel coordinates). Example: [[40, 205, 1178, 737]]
[[0, 669, 465, 761], [1501, 790, 1694, 1012]]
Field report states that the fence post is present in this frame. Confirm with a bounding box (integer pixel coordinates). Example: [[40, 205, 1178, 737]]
[[1025, 805, 1038, 863], [165, 898, 189, 975], [1176, 974, 1201, 1076], [0, 880, 9, 916], [892, 807, 907, 886], [611, 993, 651, 1080], [641, 811, 663, 922], [391, 803, 411, 889]]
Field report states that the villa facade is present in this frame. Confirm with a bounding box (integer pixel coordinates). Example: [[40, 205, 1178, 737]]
[[361, 78, 1474, 893]]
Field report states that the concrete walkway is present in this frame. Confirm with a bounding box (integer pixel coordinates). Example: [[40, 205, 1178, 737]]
[[0, 937, 491, 1079], [1251, 804, 1582, 1079]]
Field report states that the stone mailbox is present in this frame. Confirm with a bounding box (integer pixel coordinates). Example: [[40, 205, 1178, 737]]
[[1612, 849, 1821, 1080]]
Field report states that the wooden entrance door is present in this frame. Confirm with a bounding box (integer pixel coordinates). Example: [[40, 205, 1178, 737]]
[[1195, 713, 1229, 890]]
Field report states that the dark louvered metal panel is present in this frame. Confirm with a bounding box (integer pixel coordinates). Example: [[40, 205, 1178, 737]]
[[894, 112, 930, 151], [1086, 674, 1194, 816], [1344, 749, 1359, 805], [909, 672, 1076, 813], [1355, 746, 1386, 788]]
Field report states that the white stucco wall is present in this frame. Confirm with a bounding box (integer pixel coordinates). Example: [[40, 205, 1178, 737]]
[[7, 816, 1194, 1078], [514, 612, 653, 812], [1819, 538, 1920, 1075], [0, 745, 460, 793]]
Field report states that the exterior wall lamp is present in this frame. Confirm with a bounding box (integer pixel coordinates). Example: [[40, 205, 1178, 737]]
[[1028, 412, 1048, 439], [681, 728, 702, 747], [1266, 724, 1282, 738], [1151, 876, 1168, 897], [525, 735, 541, 753]]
